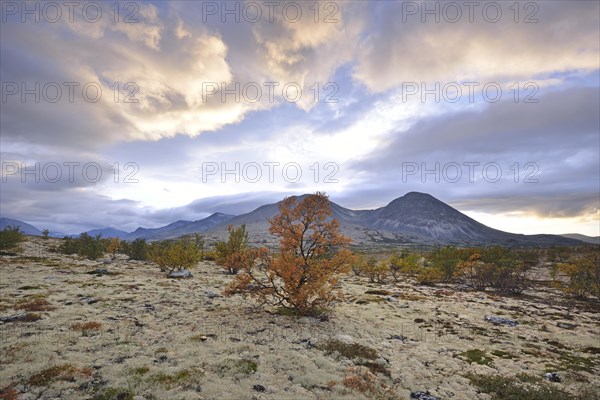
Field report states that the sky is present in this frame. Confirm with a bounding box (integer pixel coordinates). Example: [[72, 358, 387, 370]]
[[0, 0, 599, 236]]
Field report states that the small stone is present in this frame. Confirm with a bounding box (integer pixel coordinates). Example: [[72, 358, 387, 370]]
[[88, 268, 111, 275], [80, 297, 98, 304], [557, 322, 577, 330], [167, 269, 193, 279], [253, 384, 266, 392], [387, 296, 398, 302], [484, 315, 518, 327], [410, 391, 440, 400], [544, 372, 561, 383], [204, 290, 220, 298], [200, 335, 208, 341], [156, 355, 168, 363]]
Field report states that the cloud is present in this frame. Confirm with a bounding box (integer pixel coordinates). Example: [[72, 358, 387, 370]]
[[353, 1, 599, 92], [347, 86, 600, 218]]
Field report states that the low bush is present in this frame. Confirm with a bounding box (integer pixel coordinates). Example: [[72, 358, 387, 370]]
[[0, 226, 24, 254], [455, 247, 532, 294], [148, 238, 201, 274], [362, 256, 389, 284], [466, 373, 594, 400], [214, 224, 253, 274], [552, 247, 600, 299]]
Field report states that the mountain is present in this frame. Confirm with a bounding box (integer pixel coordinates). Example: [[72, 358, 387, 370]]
[[560, 233, 600, 245], [0, 217, 43, 236], [85, 228, 129, 239], [125, 213, 235, 241], [203, 192, 586, 247], [2, 194, 589, 247]]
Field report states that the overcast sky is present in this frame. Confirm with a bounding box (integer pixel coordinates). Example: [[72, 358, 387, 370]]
[[1, 0, 599, 236]]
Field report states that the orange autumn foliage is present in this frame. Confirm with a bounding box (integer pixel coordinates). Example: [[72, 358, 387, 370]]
[[225, 192, 353, 315]]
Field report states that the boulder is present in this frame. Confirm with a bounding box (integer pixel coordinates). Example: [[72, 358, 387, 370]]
[[556, 322, 577, 330], [544, 372, 561, 383], [167, 269, 193, 279], [204, 290, 220, 298], [484, 315, 518, 327], [411, 391, 440, 400]]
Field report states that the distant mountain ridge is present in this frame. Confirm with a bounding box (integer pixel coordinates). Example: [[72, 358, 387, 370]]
[[2, 193, 593, 247], [0, 217, 42, 236], [125, 213, 235, 241], [560, 233, 600, 245]]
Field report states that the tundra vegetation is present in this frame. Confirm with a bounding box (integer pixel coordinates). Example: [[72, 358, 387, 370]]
[[5, 195, 598, 399]]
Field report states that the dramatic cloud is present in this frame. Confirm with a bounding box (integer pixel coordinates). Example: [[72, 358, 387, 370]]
[[1, 0, 598, 236], [353, 1, 599, 92]]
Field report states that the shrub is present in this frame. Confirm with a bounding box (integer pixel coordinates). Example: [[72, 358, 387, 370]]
[[26, 364, 91, 386], [0, 226, 24, 254], [61, 233, 106, 260], [60, 236, 78, 255], [416, 267, 444, 285], [125, 238, 149, 261], [351, 254, 366, 276], [42, 229, 50, 239], [427, 246, 473, 281], [225, 192, 353, 316], [388, 252, 420, 281], [552, 247, 600, 299], [148, 238, 202, 274], [363, 256, 389, 283], [202, 250, 218, 261], [466, 373, 586, 400], [214, 224, 252, 274], [106, 238, 121, 260], [456, 253, 494, 291], [455, 248, 532, 294]]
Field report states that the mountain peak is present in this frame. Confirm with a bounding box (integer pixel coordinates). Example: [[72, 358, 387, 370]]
[[403, 191, 434, 198]]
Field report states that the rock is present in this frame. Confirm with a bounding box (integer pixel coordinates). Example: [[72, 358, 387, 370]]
[[544, 372, 561, 382], [411, 391, 440, 400], [557, 322, 577, 330], [306, 338, 315, 349], [167, 269, 193, 279], [199, 335, 208, 341], [155, 355, 168, 363], [88, 268, 111, 275], [100, 259, 112, 264], [80, 297, 98, 304], [0, 313, 40, 323], [389, 335, 408, 342], [484, 315, 518, 327], [204, 290, 220, 298], [252, 384, 266, 392], [387, 296, 398, 302]]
